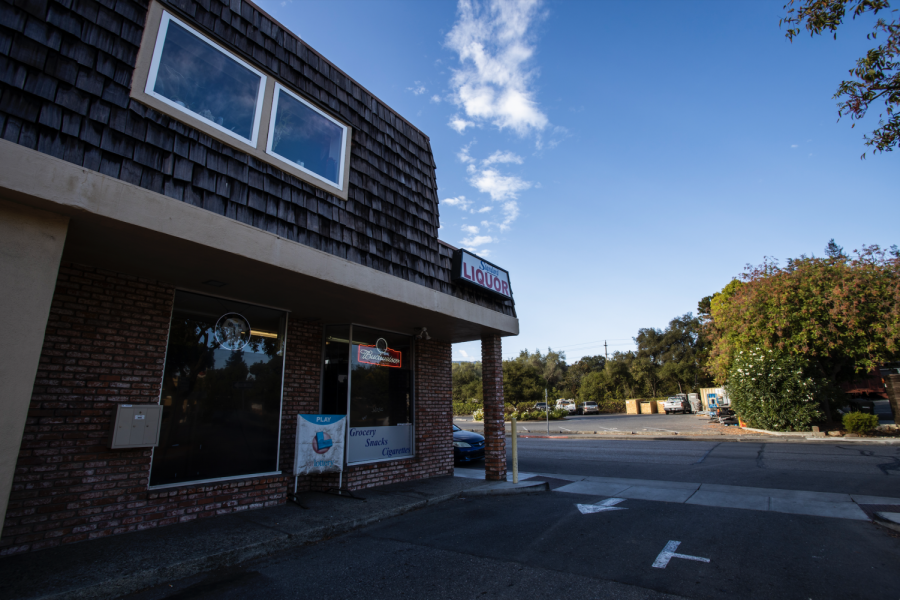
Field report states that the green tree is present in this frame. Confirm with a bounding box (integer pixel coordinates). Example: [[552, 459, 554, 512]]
[[451, 361, 483, 405], [515, 348, 568, 390], [726, 348, 832, 431], [782, 0, 899, 157], [502, 359, 545, 407], [562, 355, 605, 398], [707, 244, 900, 387]]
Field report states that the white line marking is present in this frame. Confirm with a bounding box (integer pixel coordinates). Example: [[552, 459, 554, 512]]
[[577, 497, 627, 514], [652, 541, 710, 568], [560, 427, 573, 432]]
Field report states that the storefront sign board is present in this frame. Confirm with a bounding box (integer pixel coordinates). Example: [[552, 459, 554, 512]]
[[294, 414, 346, 475], [348, 424, 413, 464], [451, 249, 513, 301]]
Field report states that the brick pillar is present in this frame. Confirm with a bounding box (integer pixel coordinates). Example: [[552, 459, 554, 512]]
[[885, 375, 900, 425], [481, 334, 506, 481]]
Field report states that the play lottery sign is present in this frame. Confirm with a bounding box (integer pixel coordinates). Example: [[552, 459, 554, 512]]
[[294, 414, 346, 475]]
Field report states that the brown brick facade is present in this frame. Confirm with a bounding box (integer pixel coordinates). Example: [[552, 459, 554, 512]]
[[885, 374, 900, 425], [481, 334, 506, 481], [1, 264, 454, 555]]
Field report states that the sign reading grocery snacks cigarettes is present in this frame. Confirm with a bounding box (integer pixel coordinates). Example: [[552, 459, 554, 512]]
[[451, 249, 513, 301]]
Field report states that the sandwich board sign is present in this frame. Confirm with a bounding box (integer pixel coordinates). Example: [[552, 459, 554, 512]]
[[294, 414, 346, 476]]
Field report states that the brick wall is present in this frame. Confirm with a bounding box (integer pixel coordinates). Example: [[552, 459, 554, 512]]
[[279, 319, 324, 478], [1, 264, 453, 555], [0, 263, 288, 556], [885, 374, 900, 425], [481, 334, 506, 481]]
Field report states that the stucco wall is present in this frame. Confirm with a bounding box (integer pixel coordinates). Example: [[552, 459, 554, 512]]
[[0, 199, 68, 541]]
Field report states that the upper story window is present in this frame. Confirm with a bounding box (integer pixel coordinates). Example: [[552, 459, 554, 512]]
[[146, 12, 266, 146], [132, 2, 352, 199], [267, 84, 347, 189]]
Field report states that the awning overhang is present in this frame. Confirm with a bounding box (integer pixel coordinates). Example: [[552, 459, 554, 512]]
[[0, 140, 518, 343]]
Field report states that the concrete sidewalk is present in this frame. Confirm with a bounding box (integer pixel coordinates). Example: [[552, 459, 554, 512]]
[[537, 472, 900, 521], [0, 476, 547, 600]]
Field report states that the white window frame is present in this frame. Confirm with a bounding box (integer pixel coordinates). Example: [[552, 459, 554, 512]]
[[266, 83, 349, 190], [145, 11, 267, 147]]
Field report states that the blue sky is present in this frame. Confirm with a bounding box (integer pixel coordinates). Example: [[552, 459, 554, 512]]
[[260, 0, 898, 363]]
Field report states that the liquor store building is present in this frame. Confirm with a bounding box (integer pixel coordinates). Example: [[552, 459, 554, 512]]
[[0, 0, 517, 555]]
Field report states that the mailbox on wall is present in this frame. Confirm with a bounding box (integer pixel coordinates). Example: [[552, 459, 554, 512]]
[[110, 404, 163, 449]]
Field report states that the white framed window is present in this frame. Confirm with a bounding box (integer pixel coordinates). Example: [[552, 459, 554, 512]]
[[145, 11, 267, 146], [266, 83, 348, 189]]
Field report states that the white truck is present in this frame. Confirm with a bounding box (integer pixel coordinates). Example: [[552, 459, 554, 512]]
[[556, 399, 577, 414], [662, 394, 692, 415]]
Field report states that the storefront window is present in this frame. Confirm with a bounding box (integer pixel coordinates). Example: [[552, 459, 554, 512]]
[[321, 325, 350, 416], [149, 291, 286, 487], [319, 325, 414, 465]]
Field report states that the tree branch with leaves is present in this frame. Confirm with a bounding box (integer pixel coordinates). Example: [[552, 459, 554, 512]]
[[782, 0, 899, 157]]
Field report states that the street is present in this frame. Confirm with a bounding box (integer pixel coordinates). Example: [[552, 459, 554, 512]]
[[471, 437, 900, 496], [123, 438, 900, 600]]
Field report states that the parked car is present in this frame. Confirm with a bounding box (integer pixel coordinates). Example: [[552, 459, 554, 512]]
[[663, 396, 691, 415], [557, 399, 576, 414], [581, 401, 599, 415], [533, 402, 549, 411], [453, 424, 485, 463]]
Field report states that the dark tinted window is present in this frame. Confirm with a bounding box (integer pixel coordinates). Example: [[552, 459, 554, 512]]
[[349, 326, 412, 428], [321, 325, 350, 415], [150, 291, 286, 487]]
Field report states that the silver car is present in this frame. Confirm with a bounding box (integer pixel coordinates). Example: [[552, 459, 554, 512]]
[[581, 401, 599, 415]]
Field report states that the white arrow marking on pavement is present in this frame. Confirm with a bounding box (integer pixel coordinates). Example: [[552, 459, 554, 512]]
[[652, 541, 710, 568], [577, 497, 627, 514]]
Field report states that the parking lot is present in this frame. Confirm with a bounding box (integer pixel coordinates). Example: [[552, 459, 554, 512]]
[[454, 412, 718, 435]]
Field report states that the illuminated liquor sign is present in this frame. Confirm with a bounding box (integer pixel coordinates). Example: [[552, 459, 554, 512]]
[[357, 338, 402, 368], [451, 249, 513, 301]]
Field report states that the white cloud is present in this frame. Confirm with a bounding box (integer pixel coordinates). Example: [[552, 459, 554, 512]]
[[482, 150, 523, 166], [499, 200, 519, 231], [470, 168, 531, 201], [477, 248, 492, 257], [461, 234, 495, 247], [449, 115, 476, 134], [791, 144, 798, 148], [462, 224, 480, 235], [408, 82, 427, 95], [443, 195, 472, 210], [431, 94, 442, 103], [477, 206, 493, 213], [445, 0, 548, 135], [459, 349, 469, 358]]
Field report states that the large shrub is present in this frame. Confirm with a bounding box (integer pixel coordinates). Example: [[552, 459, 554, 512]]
[[726, 348, 832, 432], [842, 412, 880, 435]]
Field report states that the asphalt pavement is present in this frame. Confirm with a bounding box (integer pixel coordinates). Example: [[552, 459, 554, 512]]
[[121, 488, 900, 600], [471, 437, 900, 496]]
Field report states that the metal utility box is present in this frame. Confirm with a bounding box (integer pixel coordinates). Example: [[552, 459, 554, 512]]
[[110, 404, 163, 449]]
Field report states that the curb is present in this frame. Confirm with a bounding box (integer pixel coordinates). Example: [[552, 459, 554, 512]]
[[508, 433, 900, 444], [872, 513, 900, 534], [33, 490, 468, 600], [465, 481, 550, 496]]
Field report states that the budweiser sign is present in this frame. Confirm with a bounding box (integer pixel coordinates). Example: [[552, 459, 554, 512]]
[[357, 338, 402, 368], [451, 249, 513, 301]]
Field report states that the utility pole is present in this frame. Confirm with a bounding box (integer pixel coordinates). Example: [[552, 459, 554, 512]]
[[604, 340, 608, 361]]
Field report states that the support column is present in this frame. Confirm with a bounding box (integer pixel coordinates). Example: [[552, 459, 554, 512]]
[[885, 374, 900, 426], [481, 334, 506, 481], [0, 200, 68, 537]]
